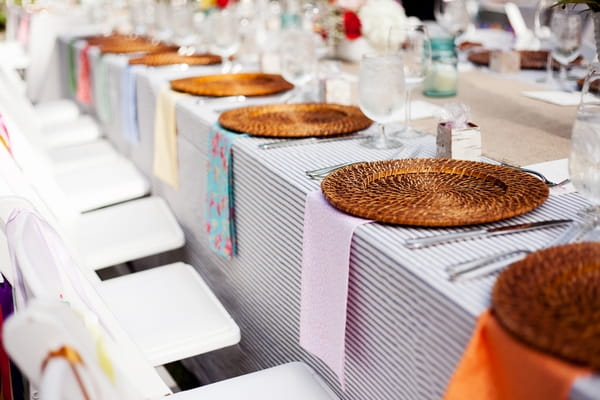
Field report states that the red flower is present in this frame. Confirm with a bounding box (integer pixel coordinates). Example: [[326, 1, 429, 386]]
[[343, 11, 361, 40], [216, 0, 229, 8]]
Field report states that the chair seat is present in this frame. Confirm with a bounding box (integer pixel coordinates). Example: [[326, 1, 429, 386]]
[[172, 362, 338, 400], [46, 139, 121, 173], [55, 157, 149, 213], [42, 115, 101, 149], [99, 262, 240, 366], [73, 196, 185, 270], [34, 99, 80, 127]]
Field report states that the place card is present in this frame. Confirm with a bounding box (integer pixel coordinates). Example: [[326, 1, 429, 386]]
[[436, 121, 481, 161], [490, 50, 521, 74]]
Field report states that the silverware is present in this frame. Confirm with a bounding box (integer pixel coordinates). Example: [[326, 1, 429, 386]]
[[446, 220, 591, 282], [196, 95, 246, 106], [305, 144, 422, 179], [500, 162, 570, 187], [258, 135, 370, 150], [404, 219, 573, 249]]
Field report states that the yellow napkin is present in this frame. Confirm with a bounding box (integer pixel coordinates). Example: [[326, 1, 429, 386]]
[[153, 86, 187, 189]]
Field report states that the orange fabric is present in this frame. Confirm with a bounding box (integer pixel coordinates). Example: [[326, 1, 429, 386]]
[[444, 309, 591, 400]]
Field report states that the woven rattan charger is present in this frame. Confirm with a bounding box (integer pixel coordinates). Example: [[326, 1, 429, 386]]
[[170, 73, 294, 97], [468, 50, 583, 70], [493, 242, 600, 369], [129, 52, 222, 66], [218, 103, 372, 138], [84, 34, 177, 54], [321, 158, 549, 226]]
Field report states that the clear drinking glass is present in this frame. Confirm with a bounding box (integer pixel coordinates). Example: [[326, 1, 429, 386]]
[[434, 0, 471, 37], [170, 0, 197, 53], [358, 53, 405, 150], [388, 24, 431, 139], [209, 7, 241, 73], [550, 8, 582, 90], [534, 0, 557, 85], [279, 29, 318, 102], [570, 63, 600, 223]]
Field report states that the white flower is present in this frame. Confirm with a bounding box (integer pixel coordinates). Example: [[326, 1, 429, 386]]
[[358, 0, 407, 50]]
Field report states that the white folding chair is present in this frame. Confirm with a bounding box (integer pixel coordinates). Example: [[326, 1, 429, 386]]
[[2, 207, 239, 367], [0, 146, 183, 272], [5, 299, 339, 400], [0, 99, 150, 213]]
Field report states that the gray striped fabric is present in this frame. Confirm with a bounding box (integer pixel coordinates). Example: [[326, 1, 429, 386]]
[[172, 99, 600, 399], [55, 35, 600, 399]]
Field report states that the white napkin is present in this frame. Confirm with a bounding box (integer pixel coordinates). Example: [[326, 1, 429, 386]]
[[406, 100, 443, 120], [523, 158, 575, 195], [522, 91, 583, 106]]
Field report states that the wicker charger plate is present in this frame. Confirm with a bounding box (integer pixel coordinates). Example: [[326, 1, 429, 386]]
[[493, 242, 600, 369], [218, 103, 372, 138], [170, 73, 294, 97], [99, 40, 177, 55], [129, 51, 222, 66], [468, 50, 583, 70], [321, 158, 549, 226]]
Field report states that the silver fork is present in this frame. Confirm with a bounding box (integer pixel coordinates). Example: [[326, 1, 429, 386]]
[[305, 144, 422, 180], [446, 220, 591, 282], [500, 162, 570, 187]]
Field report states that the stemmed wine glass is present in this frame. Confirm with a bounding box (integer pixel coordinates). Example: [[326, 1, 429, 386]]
[[388, 24, 431, 139], [534, 0, 557, 85], [434, 0, 471, 38], [279, 29, 318, 102], [550, 8, 582, 91], [358, 53, 406, 150], [209, 7, 241, 73], [170, 0, 197, 55]]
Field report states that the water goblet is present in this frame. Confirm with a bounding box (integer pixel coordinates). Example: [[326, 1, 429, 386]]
[[388, 24, 431, 139], [534, 0, 557, 85], [209, 7, 241, 73], [279, 29, 318, 102], [434, 0, 471, 38], [358, 53, 405, 150], [550, 8, 582, 91]]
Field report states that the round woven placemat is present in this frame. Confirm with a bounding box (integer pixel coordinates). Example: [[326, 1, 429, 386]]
[[129, 52, 222, 66], [218, 103, 372, 138], [493, 242, 600, 369], [170, 73, 294, 97], [468, 50, 583, 70], [321, 158, 549, 226]]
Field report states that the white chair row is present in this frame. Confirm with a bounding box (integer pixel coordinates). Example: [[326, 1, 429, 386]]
[[1, 204, 240, 367], [0, 62, 149, 213], [5, 299, 339, 400]]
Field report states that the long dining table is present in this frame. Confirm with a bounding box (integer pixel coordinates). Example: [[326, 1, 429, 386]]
[[55, 35, 600, 399]]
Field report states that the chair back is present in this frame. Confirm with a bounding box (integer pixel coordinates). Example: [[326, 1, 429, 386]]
[[1, 207, 171, 398], [4, 299, 132, 400]]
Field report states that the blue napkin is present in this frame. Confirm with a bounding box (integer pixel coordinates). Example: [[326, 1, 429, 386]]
[[121, 65, 143, 144], [205, 123, 247, 260]]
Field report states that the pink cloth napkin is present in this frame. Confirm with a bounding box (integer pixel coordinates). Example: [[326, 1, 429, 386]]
[[76, 44, 93, 105], [300, 190, 371, 387]]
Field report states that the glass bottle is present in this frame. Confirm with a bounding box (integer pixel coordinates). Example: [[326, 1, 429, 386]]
[[423, 36, 458, 97]]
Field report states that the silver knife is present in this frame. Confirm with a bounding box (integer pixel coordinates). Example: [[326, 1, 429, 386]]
[[258, 135, 370, 150], [446, 220, 589, 282], [404, 219, 573, 249]]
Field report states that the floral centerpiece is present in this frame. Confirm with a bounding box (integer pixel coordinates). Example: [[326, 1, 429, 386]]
[[552, 0, 600, 56], [326, 0, 418, 61]]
